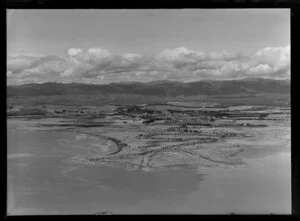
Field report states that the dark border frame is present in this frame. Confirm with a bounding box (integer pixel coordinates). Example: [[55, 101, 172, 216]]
[[3, 0, 299, 219], [2, 0, 300, 9]]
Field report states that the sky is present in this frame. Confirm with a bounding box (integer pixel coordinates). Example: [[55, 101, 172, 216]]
[[7, 9, 290, 85]]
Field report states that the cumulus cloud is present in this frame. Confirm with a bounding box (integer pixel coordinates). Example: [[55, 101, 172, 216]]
[[7, 45, 290, 85], [7, 55, 40, 73]]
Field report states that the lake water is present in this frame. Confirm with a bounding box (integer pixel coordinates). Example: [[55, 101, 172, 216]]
[[7, 119, 291, 214]]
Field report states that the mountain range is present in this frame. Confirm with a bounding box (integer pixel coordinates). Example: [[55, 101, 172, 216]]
[[7, 78, 290, 98]]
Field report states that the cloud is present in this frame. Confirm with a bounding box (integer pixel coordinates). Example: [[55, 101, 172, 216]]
[[7, 45, 290, 85], [88, 48, 111, 60], [253, 45, 290, 72], [7, 55, 40, 73]]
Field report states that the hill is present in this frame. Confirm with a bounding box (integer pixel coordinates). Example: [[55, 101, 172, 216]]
[[7, 78, 290, 98]]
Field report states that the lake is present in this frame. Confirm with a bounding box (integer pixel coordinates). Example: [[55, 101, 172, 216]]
[[7, 119, 291, 214]]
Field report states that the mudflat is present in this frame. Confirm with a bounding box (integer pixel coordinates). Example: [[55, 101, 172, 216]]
[[7, 101, 291, 214]]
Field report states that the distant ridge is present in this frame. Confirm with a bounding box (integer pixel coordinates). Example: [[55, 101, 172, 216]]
[[7, 78, 290, 97]]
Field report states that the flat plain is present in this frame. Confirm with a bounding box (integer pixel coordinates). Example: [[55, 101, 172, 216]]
[[7, 91, 291, 214]]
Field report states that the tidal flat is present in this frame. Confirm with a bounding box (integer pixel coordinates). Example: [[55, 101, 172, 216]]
[[7, 101, 291, 214]]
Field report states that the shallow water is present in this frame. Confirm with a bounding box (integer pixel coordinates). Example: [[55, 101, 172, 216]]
[[7, 119, 291, 214]]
